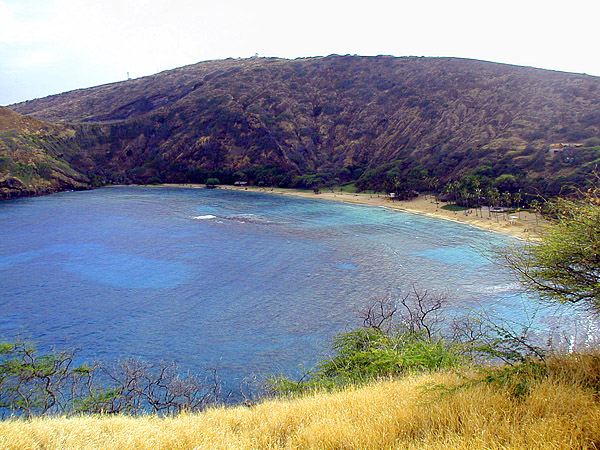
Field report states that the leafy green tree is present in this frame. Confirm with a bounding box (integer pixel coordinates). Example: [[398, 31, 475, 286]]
[[205, 178, 220, 188], [494, 174, 519, 193], [0, 341, 94, 417], [501, 191, 600, 308]]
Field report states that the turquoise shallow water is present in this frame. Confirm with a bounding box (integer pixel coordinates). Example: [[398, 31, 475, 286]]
[[0, 186, 582, 393]]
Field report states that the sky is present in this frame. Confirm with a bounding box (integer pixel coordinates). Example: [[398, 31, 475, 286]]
[[1, 0, 599, 106]]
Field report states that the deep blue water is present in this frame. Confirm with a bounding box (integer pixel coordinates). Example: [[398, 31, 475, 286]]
[[0, 187, 582, 393]]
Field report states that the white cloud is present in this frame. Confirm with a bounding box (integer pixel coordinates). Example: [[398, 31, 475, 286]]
[[0, 0, 59, 42], [12, 47, 62, 68]]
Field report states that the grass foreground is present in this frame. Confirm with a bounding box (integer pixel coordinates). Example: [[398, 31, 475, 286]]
[[2, 353, 600, 450]]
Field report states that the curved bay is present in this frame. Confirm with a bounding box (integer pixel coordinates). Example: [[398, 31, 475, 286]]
[[0, 186, 584, 392]]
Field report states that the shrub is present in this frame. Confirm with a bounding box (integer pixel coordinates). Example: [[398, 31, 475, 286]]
[[0, 341, 221, 418], [268, 290, 466, 395]]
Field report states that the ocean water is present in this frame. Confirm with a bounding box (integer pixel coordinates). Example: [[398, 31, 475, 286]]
[[0, 187, 583, 393]]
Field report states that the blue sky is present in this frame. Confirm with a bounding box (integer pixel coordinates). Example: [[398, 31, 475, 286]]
[[1, 0, 599, 106]]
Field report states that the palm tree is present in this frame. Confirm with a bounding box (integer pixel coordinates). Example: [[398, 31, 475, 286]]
[[530, 199, 541, 227], [501, 192, 512, 221], [486, 187, 500, 219], [474, 188, 483, 217], [513, 192, 523, 219], [444, 181, 461, 204]]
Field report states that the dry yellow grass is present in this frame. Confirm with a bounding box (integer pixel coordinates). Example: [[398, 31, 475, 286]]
[[1, 365, 599, 450]]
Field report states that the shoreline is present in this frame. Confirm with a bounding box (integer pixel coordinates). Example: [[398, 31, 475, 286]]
[[143, 184, 544, 240]]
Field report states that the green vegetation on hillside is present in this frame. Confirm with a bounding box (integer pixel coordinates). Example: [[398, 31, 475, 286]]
[[0, 107, 90, 199]]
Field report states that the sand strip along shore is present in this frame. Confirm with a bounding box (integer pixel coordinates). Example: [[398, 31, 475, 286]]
[[151, 184, 544, 240]]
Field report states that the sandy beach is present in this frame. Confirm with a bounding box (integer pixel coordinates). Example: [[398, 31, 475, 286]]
[[160, 184, 544, 240]]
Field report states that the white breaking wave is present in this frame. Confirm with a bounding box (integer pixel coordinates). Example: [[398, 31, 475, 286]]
[[192, 215, 217, 220], [477, 282, 522, 294]]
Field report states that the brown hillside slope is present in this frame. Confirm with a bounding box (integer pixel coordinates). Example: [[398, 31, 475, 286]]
[[8, 55, 600, 194]]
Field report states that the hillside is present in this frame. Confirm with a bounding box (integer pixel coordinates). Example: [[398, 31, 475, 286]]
[[2, 357, 600, 450], [0, 107, 90, 199], [6, 55, 600, 198]]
